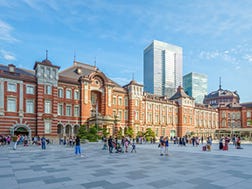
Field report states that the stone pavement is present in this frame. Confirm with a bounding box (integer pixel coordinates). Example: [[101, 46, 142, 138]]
[[0, 142, 252, 189]]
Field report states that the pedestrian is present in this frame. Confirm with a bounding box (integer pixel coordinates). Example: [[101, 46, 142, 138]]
[[75, 136, 82, 156], [41, 136, 46, 150], [159, 136, 165, 156], [164, 137, 169, 156], [108, 136, 113, 153], [131, 142, 136, 153]]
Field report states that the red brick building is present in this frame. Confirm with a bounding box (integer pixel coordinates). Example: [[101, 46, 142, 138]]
[[0, 58, 251, 140], [204, 86, 252, 139]]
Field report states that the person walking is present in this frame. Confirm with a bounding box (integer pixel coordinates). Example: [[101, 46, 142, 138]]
[[75, 136, 82, 156], [41, 136, 46, 150], [164, 137, 169, 156], [108, 136, 113, 153], [131, 142, 136, 153]]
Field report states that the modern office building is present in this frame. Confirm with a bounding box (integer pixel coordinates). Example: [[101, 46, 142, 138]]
[[144, 40, 183, 97], [183, 72, 208, 104]]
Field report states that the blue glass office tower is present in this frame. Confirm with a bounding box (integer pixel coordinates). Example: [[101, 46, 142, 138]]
[[183, 72, 208, 104], [144, 40, 183, 97]]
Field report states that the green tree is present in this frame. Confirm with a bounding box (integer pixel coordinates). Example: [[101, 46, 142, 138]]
[[117, 128, 123, 139], [137, 131, 144, 137], [77, 124, 100, 142], [144, 128, 155, 141], [125, 126, 134, 138], [102, 127, 110, 138]]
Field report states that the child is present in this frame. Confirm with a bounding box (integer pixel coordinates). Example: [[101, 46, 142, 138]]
[[131, 142, 136, 153]]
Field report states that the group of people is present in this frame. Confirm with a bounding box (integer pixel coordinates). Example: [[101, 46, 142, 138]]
[[219, 135, 243, 150], [106, 136, 136, 153], [158, 136, 169, 156], [0, 135, 11, 146]]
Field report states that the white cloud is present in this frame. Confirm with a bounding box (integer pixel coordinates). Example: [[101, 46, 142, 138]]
[[0, 20, 18, 43], [243, 54, 252, 63], [0, 50, 16, 61]]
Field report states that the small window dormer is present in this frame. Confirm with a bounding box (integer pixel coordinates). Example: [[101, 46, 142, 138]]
[[8, 64, 16, 73]]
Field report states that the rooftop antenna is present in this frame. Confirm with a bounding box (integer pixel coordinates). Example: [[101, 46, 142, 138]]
[[74, 50, 76, 62], [132, 73, 134, 80], [219, 77, 222, 90], [46, 49, 48, 60], [94, 57, 96, 67]]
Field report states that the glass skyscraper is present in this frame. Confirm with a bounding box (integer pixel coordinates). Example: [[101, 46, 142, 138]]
[[183, 72, 208, 104], [144, 40, 183, 97]]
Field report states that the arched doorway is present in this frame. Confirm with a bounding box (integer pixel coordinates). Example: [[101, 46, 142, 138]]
[[57, 124, 64, 137], [65, 125, 72, 137], [10, 124, 32, 139]]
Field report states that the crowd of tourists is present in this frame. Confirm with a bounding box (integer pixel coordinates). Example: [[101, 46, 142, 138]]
[[0, 132, 245, 158], [104, 136, 136, 153]]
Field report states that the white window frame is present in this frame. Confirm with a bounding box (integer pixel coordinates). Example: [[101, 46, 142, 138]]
[[44, 120, 51, 134], [44, 100, 51, 113], [66, 89, 72, 99], [7, 83, 16, 92], [74, 105, 79, 117], [58, 88, 63, 98], [58, 103, 63, 116], [74, 90, 79, 100], [45, 85, 52, 95], [7, 97, 16, 112], [26, 99, 34, 113], [26, 85, 34, 94], [66, 104, 72, 116]]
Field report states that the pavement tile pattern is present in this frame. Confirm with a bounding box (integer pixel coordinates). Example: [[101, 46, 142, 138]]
[[0, 142, 252, 189]]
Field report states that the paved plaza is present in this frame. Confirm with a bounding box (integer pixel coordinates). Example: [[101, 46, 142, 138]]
[[0, 142, 252, 189]]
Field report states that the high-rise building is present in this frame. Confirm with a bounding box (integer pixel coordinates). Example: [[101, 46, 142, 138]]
[[144, 40, 183, 97], [183, 72, 208, 104]]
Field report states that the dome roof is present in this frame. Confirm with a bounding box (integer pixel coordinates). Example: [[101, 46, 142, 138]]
[[41, 59, 52, 66], [205, 88, 239, 99]]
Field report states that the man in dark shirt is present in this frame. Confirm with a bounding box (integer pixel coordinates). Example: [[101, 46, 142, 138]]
[[108, 136, 113, 153], [75, 136, 81, 155]]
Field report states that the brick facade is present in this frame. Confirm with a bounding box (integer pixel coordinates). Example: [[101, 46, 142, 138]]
[[0, 60, 252, 141]]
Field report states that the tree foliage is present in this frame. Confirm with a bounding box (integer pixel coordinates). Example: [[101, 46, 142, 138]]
[[77, 124, 101, 142], [144, 128, 155, 141], [125, 126, 134, 138]]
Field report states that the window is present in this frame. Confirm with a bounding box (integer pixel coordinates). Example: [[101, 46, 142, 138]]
[[58, 88, 63, 98], [118, 110, 122, 120], [135, 99, 139, 106], [118, 97, 122, 106], [26, 85, 34, 94], [7, 83, 16, 92], [162, 128, 165, 137], [66, 105, 72, 116], [135, 111, 139, 120], [45, 85, 52, 95], [58, 104, 63, 116], [124, 110, 128, 121], [113, 96, 117, 105], [44, 121, 51, 134], [124, 98, 128, 106], [66, 89, 72, 99], [113, 110, 117, 117], [74, 90, 79, 100], [74, 106, 79, 117], [26, 100, 34, 113], [247, 111, 251, 118], [7, 98, 16, 112], [44, 100, 51, 113]]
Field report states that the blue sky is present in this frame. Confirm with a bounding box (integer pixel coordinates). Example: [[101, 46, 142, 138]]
[[1, 0, 252, 102]]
